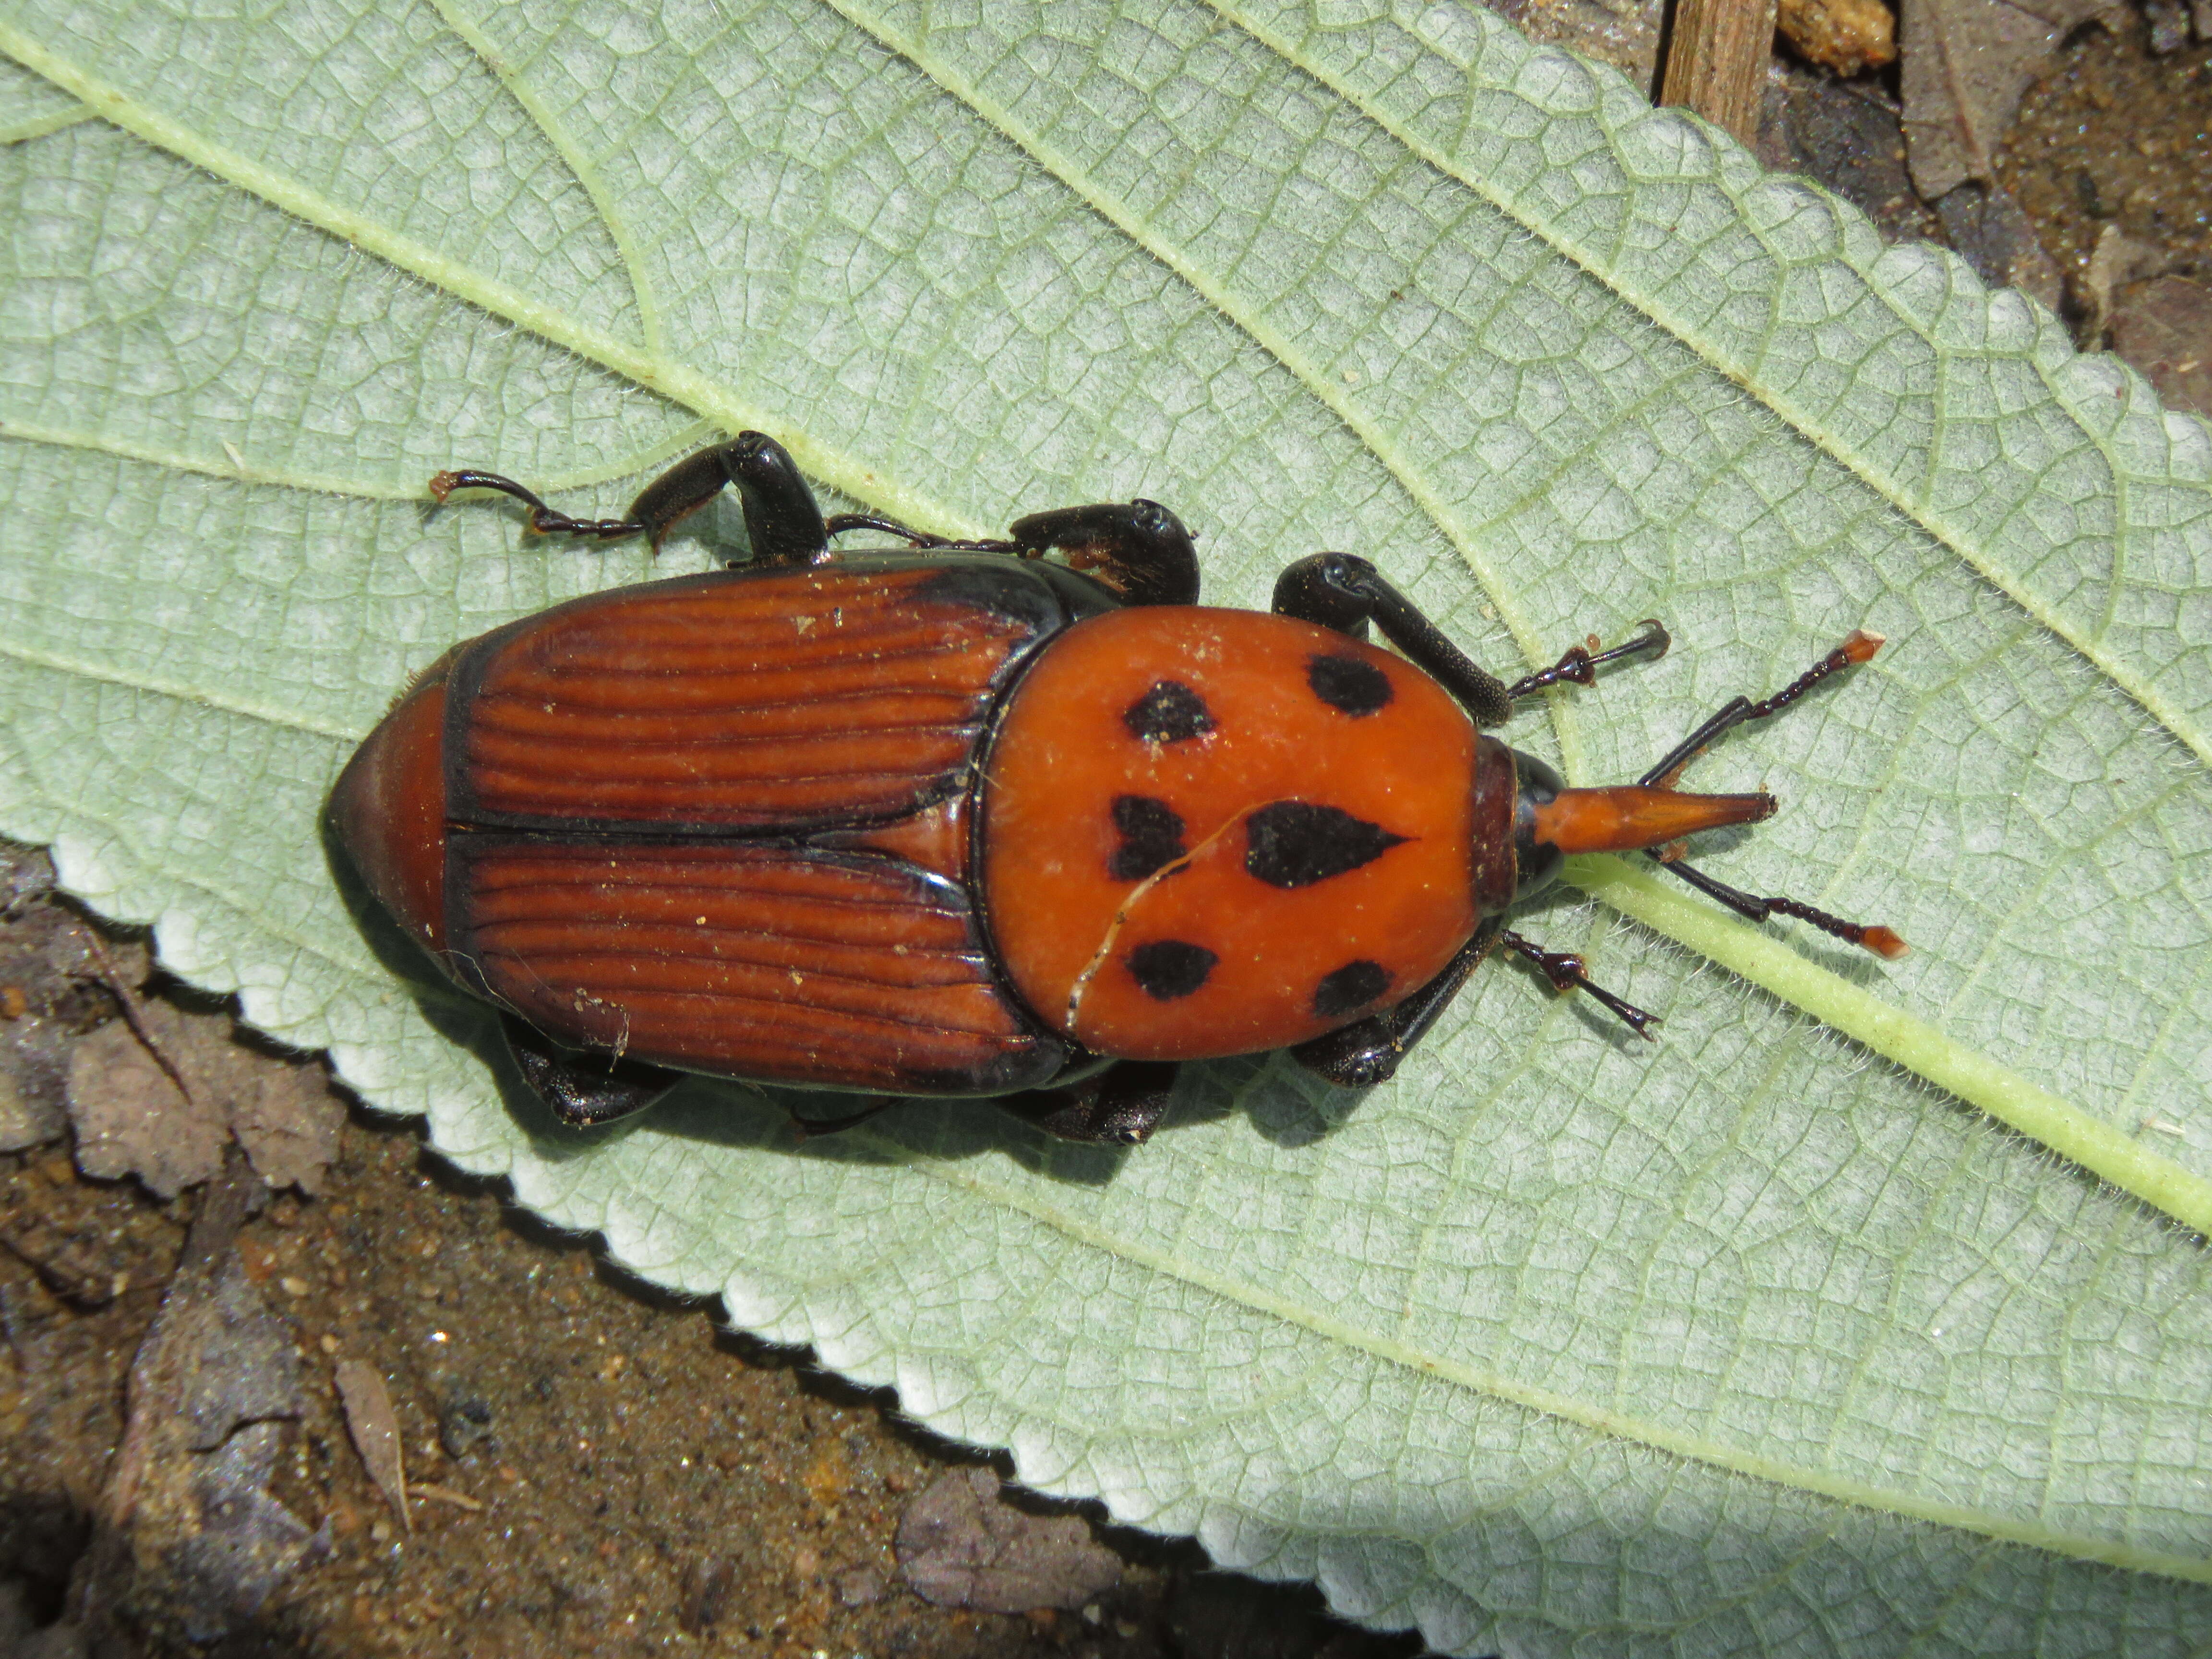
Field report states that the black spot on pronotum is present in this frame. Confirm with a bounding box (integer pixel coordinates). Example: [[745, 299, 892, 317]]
[[1109, 795, 1188, 882], [1125, 939, 1218, 1001], [1244, 802, 1408, 889], [1122, 680, 1215, 744], [1311, 959, 1393, 1020], [1307, 653, 1394, 717]]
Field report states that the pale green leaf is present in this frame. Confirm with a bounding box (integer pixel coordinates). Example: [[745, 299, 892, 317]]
[[3, 1, 2211, 1654]]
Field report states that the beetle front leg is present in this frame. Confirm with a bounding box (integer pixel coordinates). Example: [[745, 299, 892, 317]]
[[431, 431, 830, 565], [1289, 924, 1494, 1087], [1273, 554, 1516, 727], [1008, 501, 1201, 607]]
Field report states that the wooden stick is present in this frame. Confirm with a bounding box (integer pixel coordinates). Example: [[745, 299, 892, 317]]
[[1659, 0, 1778, 146]]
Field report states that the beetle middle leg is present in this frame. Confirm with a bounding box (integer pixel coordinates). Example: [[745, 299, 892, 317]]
[[996, 1059, 1180, 1145], [431, 431, 831, 565], [1007, 501, 1201, 607]]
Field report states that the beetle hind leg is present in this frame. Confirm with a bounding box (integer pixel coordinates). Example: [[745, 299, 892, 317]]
[[503, 1016, 682, 1128], [431, 431, 831, 566]]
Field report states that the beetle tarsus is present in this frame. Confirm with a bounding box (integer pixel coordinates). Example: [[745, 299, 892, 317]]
[[1497, 931, 1659, 1040], [1503, 618, 1670, 703], [429, 469, 646, 541], [1650, 858, 1908, 959]]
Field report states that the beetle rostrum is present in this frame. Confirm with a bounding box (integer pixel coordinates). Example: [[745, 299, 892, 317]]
[[331, 433, 1903, 1146]]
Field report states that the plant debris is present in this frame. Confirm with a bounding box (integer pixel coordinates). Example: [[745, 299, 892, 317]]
[[1778, 0, 1897, 75], [896, 1467, 1122, 1613], [66, 993, 343, 1201], [1900, 0, 2121, 200], [334, 1358, 410, 1530]]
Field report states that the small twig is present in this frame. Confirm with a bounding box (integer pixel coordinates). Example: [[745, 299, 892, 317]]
[[1659, 0, 1779, 145]]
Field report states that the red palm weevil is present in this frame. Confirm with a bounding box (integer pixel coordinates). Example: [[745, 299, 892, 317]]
[[330, 433, 1904, 1143]]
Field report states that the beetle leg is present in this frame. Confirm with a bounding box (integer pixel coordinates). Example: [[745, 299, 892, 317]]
[[1288, 923, 1496, 1087], [1646, 858, 1908, 960], [1494, 931, 1659, 1039], [823, 510, 955, 548], [430, 433, 831, 565], [501, 1015, 683, 1127], [429, 470, 646, 540], [624, 432, 830, 563], [1273, 553, 1515, 726], [1008, 501, 1201, 607], [1502, 619, 1670, 702], [996, 1060, 1179, 1145]]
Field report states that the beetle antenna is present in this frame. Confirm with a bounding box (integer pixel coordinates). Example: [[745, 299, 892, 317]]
[[1653, 857, 1907, 959], [1504, 618, 1670, 703], [1496, 930, 1660, 1039], [429, 469, 647, 541], [1640, 630, 1882, 788]]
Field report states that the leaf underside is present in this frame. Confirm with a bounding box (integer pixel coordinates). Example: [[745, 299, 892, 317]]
[[2, 2, 2211, 1654]]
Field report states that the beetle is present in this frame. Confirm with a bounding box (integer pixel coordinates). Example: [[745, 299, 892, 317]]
[[330, 432, 1903, 1144]]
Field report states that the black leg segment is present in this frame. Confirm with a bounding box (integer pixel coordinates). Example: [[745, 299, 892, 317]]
[[503, 1015, 683, 1127], [1009, 500, 1201, 607], [1273, 554, 1515, 727], [431, 431, 831, 565], [1290, 923, 1496, 1087], [1495, 931, 1659, 1039], [996, 1060, 1180, 1144]]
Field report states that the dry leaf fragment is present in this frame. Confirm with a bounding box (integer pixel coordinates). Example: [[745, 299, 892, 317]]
[[1901, 0, 2120, 199], [334, 1358, 410, 1530], [896, 1467, 1121, 1613], [65, 992, 343, 1200], [67, 1014, 227, 1200], [2078, 223, 2166, 343]]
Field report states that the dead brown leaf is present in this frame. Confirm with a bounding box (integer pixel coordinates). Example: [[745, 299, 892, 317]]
[[1901, 0, 2119, 199], [65, 993, 344, 1200], [335, 1357, 410, 1530], [2111, 275, 2212, 418], [896, 1467, 1121, 1613]]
